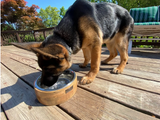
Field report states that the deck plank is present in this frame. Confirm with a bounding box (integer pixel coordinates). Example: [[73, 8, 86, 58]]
[[71, 65, 160, 94], [1, 55, 41, 87], [122, 69, 160, 82], [1, 64, 74, 120], [2, 52, 160, 94], [1, 55, 158, 120], [72, 55, 160, 74], [1, 49, 160, 119], [1, 51, 37, 66], [74, 50, 160, 68], [3, 46, 160, 74], [72, 60, 160, 82], [1, 46, 37, 60], [74, 48, 160, 64], [60, 88, 158, 120], [73, 71, 160, 116], [2, 49, 160, 82], [2, 45, 160, 66]]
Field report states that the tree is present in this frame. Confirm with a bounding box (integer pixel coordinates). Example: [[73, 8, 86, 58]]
[[60, 6, 67, 19], [87, 0, 160, 11], [39, 6, 60, 27], [39, 6, 67, 27], [88, 0, 116, 3], [1, 0, 45, 31], [16, 4, 45, 30], [116, 0, 160, 11]]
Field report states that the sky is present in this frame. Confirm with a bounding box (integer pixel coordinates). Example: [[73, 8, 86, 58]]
[[26, 0, 76, 12]]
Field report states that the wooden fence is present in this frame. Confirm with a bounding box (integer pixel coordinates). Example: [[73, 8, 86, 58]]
[[131, 25, 160, 47], [1, 27, 54, 46], [1, 26, 160, 47]]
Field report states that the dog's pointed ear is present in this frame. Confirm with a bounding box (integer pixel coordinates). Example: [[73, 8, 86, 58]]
[[11, 42, 60, 60], [11, 42, 42, 51], [31, 47, 59, 59]]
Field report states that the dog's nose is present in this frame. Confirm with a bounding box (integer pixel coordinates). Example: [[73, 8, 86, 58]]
[[41, 75, 59, 87]]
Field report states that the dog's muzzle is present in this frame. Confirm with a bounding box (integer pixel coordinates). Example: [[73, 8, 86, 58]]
[[40, 75, 59, 87]]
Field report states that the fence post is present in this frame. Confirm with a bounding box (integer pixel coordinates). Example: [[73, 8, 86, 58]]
[[1, 36, 3, 46], [43, 30, 46, 39], [16, 32, 22, 43], [33, 31, 37, 42]]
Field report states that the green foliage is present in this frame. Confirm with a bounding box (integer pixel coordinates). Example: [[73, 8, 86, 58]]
[[39, 6, 67, 27], [39, 34, 45, 41], [87, 0, 160, 11], [60, 6, 67, 19], [39, 6, 60, 27], [1, 24, 15, 31], [88, 0, 110, 2], [116, 0, 160, 11]]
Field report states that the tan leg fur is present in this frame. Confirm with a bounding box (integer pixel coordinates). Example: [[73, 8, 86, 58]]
[[79, 16, 103, 84], [103, 32, 129, 74], [79, 47, 91, 68], [101, 43, 118, 64]]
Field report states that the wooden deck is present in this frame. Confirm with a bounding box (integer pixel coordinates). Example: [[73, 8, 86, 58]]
[[1, 45, 160, 120]]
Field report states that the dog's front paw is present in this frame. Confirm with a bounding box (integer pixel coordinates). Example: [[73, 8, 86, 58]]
[[79, 63, 87, 68], [111, 67, 122, 74], [80, 76, 94, 85]]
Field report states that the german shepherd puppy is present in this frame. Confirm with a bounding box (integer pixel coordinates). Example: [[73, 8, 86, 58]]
[[12, 0, 134, 86]]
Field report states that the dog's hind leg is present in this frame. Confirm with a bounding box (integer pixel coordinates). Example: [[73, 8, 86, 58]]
[[112, 20, 133, 74], [79, 47, 91, 68], [101, 42, 118, 64], [112, 33, 129, 74]]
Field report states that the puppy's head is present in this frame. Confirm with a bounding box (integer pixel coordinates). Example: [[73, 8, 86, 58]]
[[11, 42, 72, 87]]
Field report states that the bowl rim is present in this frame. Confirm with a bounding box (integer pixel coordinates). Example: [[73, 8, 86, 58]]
[[34, 69, 76, 91]]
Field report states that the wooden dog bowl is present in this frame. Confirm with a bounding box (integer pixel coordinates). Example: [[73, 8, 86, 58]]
[[34, 69, 77, 106]]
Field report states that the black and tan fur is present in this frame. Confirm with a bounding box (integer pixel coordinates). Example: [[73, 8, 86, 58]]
[[12, 0, 134, 86]]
